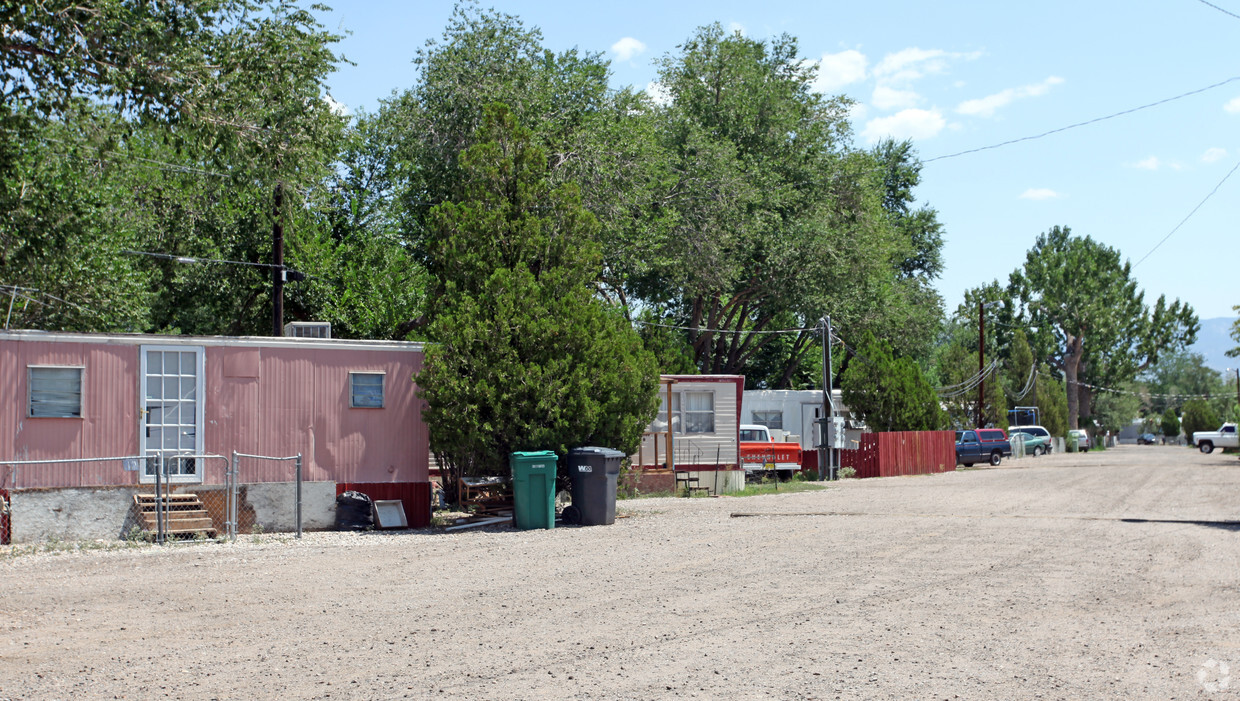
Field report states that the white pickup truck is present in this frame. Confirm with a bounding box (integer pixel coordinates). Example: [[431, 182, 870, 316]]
[[1194, 422, 1238, 454]]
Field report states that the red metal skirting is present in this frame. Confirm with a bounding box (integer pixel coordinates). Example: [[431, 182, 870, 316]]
[[336, 482, 431, 528], [839, 431, 955, 479]]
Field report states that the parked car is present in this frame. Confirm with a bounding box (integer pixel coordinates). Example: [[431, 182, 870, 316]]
[[1010, 431, 1050, 456], [1068, 429, 1091, 452], [1137, 433, 1158, 445], [1009, 425, 1053, 454], [955, 428, 1011, 466], [1001, 424, 1051, 451]]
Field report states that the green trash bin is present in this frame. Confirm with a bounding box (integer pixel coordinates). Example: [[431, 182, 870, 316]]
[[510, 451, 557, 530]]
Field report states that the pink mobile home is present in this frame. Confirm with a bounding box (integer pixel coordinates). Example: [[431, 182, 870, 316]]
[[0, 330, 429, 539]]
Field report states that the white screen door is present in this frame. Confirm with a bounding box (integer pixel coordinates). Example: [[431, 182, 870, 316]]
[[139, 346, 205, 483]]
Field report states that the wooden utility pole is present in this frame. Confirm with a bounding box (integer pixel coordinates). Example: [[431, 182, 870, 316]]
[[977, 301, 986, 428], [271, 181, 284, 337]]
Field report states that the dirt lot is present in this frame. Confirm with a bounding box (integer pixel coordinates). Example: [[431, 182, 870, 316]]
[[1, 444, 1238, 700]]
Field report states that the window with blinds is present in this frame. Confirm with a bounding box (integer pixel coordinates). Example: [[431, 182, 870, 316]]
[[350, 372, 385, 408], [28, 366, 83, 418]]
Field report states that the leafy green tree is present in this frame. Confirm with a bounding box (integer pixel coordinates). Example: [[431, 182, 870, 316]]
[[2, 0, 250, 123], [1035, 366, 1070, 437], [1180, 399, 1220, 444], [872, 139, 945, 281], [2, 1, 351, 337], [1139, 350, 1229, 417], [935, 340, 1006, 428], [415, 106, 660, 494], [1160, 407, 1181, 439], [1003, 328, 1067, 436], [1092, 384, 1143, 434], [841, 332, 944, 432], [0, 113, 154, 331], [1010, 226, 1198, 429], [643, 24, 942, 380]]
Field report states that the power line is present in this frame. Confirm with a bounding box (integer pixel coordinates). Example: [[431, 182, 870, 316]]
[[1043, 371, 1222, 399], [1131, 158, 1240, 267], [121, 249, 280, 270], [0, 283, 99, 322], [633, 319, 817, 335], [925, 76, 1240, 163], [1196, 0, 1240, 21]]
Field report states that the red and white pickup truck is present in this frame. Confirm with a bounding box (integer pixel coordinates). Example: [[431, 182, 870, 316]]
[[739, 424, 802, 479]]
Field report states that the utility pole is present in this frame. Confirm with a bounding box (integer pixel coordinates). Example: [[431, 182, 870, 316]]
[[826, 315, 835, 480], [271, 181, 284, 337], [819, 317, 829, 480], [977, 300, 985, 428]]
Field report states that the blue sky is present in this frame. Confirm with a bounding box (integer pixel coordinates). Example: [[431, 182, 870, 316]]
[[317, 1, 1239, 322]]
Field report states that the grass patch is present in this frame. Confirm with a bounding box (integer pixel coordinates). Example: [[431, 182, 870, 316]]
[[2, 537, 155, 559], [618, 488, 676, 500], [725, 482, 828, 497]]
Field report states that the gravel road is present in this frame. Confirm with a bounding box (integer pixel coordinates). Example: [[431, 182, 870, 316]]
[[1, 444, 1237, 700]]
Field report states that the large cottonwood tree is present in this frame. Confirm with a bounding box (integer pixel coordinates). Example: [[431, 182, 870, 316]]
[[1010, 226, 1198, 428]]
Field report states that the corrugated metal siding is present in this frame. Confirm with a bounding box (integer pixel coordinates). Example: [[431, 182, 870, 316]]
[[840, 431, 955, 478], [1, 335, 427, 489], [212, 346, 426, 485], [0, 341, 138, 488], [336, 482, 431, 528]]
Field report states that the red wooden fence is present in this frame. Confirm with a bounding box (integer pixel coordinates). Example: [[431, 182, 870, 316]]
[[839, 431, 955, 479]]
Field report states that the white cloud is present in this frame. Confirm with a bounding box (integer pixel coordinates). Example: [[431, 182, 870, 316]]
[[1019, 188, 1060, 201], [1224, 96, 1240, 113], [861, 108, 945, 143], [1201, 147, 1227, 163], [323, 94, 349, 116], [611, 37, 646, 63], [1132, 156, 1162, 170], [956, 76, 1063, 118], [872, 47, 981, 86], [728, 21, 746, 36], [872, 85, 919, 111], [645, 81, 671, 107], [811, 49, 868, 94]]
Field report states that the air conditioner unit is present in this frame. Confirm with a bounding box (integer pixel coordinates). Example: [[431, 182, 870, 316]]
[[283, 322, 331, 339]]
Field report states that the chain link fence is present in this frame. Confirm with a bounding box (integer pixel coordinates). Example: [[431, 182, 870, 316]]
[[0, 452, 302, 545]]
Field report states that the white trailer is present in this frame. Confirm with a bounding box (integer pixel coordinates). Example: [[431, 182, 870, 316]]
[[740, 389, 864, 453]]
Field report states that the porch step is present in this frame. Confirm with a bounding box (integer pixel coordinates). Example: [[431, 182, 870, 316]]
[[133, 493, 218, 539]]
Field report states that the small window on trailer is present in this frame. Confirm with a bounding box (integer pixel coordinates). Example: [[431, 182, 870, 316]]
[[28, 366, 83, 418], [682, 391, 715, 434], [350, 372, 385, 408], [752, 410, 783, 431]]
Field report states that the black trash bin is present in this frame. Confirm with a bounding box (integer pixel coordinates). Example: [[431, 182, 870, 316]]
[[565, 447, 624, 526]]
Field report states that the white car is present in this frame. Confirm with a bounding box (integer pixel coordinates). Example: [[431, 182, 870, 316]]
[[1068, 429, 1091, 452], [1009, 425, 1053, 454]]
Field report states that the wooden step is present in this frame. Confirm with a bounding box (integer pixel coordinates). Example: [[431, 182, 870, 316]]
[[140, 510, 211, 524], [133, 493, 217, 539]]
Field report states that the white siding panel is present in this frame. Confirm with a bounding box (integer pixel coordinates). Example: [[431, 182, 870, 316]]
[[632, 378, 739, 467]]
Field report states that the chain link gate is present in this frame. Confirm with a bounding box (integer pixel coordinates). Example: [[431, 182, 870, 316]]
[[228, 452, 303, 540]]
